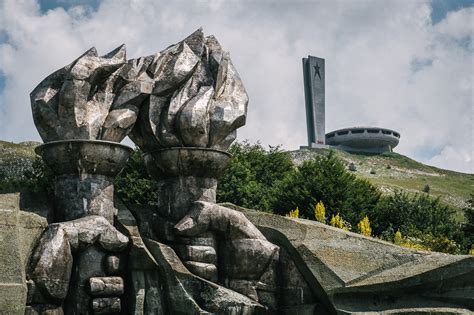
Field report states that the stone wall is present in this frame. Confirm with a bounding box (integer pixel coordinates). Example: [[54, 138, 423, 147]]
[[0, 192, 47, 314]]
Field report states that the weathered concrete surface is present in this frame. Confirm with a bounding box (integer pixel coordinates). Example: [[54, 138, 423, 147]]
[[325, 126, 400, 153], [35, 140, 132, 223], [29, 215, 128, 302], [3, 188, 472, 314], [30, 45, 148, 143], [303, 55, 325, 147], [129, 29, 248, 152], [0, 192, 47, 314], [224, 203, 474, 314], [115, 198, 267, 314]]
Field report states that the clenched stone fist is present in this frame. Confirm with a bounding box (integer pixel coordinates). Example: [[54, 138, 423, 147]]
[[26, 216, 129, 314], [174, 202, 279, 306]]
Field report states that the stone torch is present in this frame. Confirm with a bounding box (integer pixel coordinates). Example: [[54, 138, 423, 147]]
[[29, 45, 151, 313], [129, 30, 251, 283]]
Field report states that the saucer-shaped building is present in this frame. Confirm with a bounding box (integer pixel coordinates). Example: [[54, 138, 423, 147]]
[[325, 127, 400, 153]]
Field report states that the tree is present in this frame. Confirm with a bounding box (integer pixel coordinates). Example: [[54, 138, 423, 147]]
[[271, 151, 381, 226], [217, 141, 294, 212], [114, 148, 159, 206]]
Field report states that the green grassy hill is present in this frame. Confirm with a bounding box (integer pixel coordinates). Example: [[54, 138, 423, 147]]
[[1, 141, 472, 221], [0, 140, 40, 181], [290, 148, 473, 220]]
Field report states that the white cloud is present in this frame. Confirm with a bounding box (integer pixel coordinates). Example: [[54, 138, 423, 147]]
[[428, 145, 473, 173], [0, 0, 472, 173]]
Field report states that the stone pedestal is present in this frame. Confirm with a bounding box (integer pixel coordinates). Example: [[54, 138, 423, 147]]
[[35, 140, 132, 313], [143, 147, 230, 282], [143, 147, 231, 223]]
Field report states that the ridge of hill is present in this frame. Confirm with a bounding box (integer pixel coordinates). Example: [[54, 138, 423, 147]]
[[1, 141, 472, 219], [290, 148, 473, 219]]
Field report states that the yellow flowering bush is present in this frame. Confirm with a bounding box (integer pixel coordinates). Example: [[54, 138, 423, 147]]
[[468, 245, 474, 255], [314, 201, 326, 223], [330, 213, 349, 231], [393, 230, 431, 251], [287, 207, 299, 218], [394, 229, 403, 244], [357, 216, 372, 237], [398, 238, 431, 251]]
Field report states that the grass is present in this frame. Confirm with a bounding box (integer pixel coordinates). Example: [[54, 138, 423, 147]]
[[290, 148, 474, 221]]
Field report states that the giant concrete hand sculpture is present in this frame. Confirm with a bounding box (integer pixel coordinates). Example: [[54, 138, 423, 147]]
[[175, 202, 279, 302], [29, 29, 278, 313], [128, 29, 279, 307], [28, 45, 149, 313]]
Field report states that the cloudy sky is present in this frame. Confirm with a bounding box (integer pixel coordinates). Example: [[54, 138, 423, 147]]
[[0, 0, 473, 173]]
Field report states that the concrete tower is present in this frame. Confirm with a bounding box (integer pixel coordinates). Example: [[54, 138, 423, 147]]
[[303, 55, 325, 146]]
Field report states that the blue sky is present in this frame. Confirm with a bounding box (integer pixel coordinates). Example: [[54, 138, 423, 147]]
[[431, 0, 473, 22], [35, 0, 474, 23], [38, 0, 100, 12], [0, 0, 472, 173]]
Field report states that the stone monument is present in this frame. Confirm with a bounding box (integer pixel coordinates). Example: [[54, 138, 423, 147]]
[[303, 55, 326, 147], [0, 29, 471, 314], [301, 55, 401, 153]]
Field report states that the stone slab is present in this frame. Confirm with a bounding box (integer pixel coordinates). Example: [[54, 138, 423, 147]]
[[222, 203, 474, 313]]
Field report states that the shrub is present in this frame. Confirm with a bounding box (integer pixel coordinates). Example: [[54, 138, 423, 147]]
[[314, 201, 326, 223], [217, 141, 293, 212], [287, 207, 299, 218], [0, 157, 54, 195], [330, 213, 350, 231], [397, 237, 432, 251], [369, 190, 457, 238], [397, 231, 461, 254], [394, 229, 402, 244], [422, 184, 430, 194], [357, 216, 372, 236]]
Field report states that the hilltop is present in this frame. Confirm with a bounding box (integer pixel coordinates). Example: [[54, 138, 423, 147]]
[[1, 141, 472, 218], [290, 148, 473, 219]]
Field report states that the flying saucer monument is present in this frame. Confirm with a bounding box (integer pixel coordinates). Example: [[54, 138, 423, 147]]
[[302, 55, 400, 153]]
